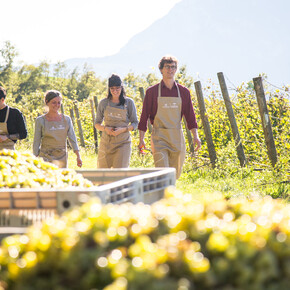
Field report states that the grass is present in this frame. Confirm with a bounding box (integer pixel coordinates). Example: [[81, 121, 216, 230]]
[[17, 142, 290, 201]]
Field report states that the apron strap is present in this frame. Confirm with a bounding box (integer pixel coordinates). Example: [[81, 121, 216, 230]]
[[4, 106, 10, 123], [62, 114, 68, 127], [158, 82, 181, 98], [158, 82, 161, 98]]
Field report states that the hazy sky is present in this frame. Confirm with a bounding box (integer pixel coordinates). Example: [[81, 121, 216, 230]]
[[0, 0, 181, 64]]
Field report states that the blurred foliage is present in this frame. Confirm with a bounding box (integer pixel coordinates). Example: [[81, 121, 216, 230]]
[[0, 189, 290, 289]]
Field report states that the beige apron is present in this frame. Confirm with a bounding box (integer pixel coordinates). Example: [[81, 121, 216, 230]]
[[98, 101, 131, 168], [0, 107, 15, 150], [38, 115, 68, 168], [151, 82, 186, 178]]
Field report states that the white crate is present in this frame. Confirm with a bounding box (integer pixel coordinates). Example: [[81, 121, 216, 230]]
[[0, 168, 176, 230]]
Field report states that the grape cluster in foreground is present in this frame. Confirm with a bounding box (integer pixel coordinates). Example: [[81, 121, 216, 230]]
[[0, 149, 93, 189], [0, 187, 289, 289]]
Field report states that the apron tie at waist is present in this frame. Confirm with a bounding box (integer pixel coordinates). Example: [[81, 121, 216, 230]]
[[41, 148, 66, 154]]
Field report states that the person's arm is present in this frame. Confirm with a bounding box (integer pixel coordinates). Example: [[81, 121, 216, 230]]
[[181, 87, 201, 151], [138, 89, 152, 148], [5, 108, 27, 141], [127, 98, 138, 130], [33, 117, 43, 156], [95, 99, 114, 135], [66, 116, 82, 167], [74, 149, 82, 168], [139, 130, 146, 149], [66, 116, 79, 151], [15, 109, 28, 140], [138, 91, 151, 132]]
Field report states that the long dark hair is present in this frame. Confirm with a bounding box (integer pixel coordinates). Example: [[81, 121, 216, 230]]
[[107, 87, 126, 106]]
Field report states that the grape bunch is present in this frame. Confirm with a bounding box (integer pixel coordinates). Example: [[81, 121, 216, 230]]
[[0, 149, 93, 189]]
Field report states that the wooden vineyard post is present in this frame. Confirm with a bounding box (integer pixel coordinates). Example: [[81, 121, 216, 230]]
[[90, 98, 98, 153], [183, 117, 195, 154], [139, 87, 152, 133], [253, 77, 277, 167], [70, 108, 75, 127], [60, 104, 72, 149], [194, 81, 217, 167], [73, 102, 85, 148], [60, 104, 65, 115], [217, 72, 246, 167]]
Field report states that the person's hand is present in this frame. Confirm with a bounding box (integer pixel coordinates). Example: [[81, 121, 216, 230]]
[[0, 135, 8, 143], [111, 127, 125, 137], [138, 139, 146, 150], [104, 126, 114, 135], [77, 156, 82, 168], [193, 136, 202, 151]]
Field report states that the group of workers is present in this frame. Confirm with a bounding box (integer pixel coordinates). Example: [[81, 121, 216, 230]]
[[0, 55, 201, 179]]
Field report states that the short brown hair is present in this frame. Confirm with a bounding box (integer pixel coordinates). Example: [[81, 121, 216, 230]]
[[0, 86, 7, 100], [158, 55, 178, 70], [45, 90, 62, 104]]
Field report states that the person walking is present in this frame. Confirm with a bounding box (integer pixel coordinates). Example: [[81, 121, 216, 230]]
[[0, 86, 27, 150], [95, 74, 138, 168], [33, 90, 82, 168], [138, 55, 201, 178]]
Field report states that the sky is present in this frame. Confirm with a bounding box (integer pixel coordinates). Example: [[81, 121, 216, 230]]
[[0, 0, 182, 64]]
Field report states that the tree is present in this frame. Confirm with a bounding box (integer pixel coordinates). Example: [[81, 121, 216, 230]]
[[0, 41, 19, 88]]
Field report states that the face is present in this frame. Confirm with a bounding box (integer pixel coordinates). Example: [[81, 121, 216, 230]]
[[0, 97, 5, 109], [109, 86, 122, 99], [47, 96, 62, 112], [160, 62, 177, 80]]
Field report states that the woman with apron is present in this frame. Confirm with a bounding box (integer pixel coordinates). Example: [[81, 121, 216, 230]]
[[33, 90, 82, 168], [95, 74, 138, 168]]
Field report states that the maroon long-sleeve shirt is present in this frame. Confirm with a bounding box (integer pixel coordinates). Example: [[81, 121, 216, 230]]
[[138, 81, 198, 132]]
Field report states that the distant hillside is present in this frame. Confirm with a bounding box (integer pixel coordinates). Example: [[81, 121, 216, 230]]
[[64, 0, 290, 86]]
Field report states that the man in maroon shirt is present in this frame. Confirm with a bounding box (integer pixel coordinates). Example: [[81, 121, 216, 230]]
[[138, 55, 201, 178]]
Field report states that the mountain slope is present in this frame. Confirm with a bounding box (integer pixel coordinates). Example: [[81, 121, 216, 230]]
[[64, 0, 290, 86]]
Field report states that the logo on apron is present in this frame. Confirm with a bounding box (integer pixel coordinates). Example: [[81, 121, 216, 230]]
[[49, 125, 66, 131], [108, 112, 123, 119], [162, 102, 178, 109]]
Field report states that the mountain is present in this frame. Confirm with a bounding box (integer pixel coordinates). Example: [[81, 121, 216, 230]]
[[64, 0, 290, 86]]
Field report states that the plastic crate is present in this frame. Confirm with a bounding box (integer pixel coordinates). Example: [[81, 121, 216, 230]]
[[0, 167, 175, 230]]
